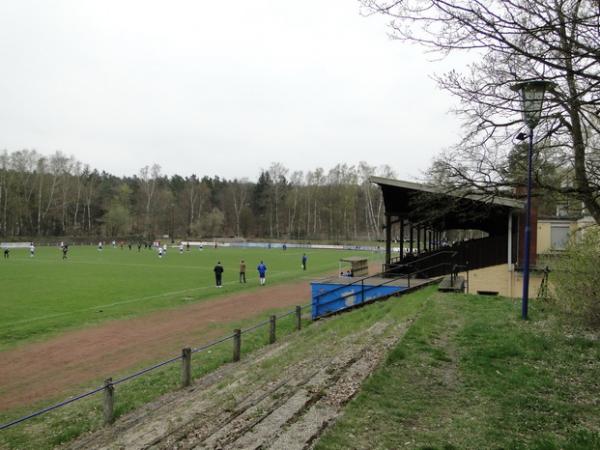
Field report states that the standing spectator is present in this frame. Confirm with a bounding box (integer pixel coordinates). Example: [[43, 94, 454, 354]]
[[214, 261, 224, 288], [257, 260, 267, 286], [302, 253, 308, 271], [239, 260, 247, 283]]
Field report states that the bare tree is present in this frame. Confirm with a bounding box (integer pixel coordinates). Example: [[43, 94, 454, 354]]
[[363, 0, 600, 223], [183, 175, 208, 236], [71, 161, 83, 231], [138, 164, 161, 236], [0, 151, 10, 235], [268, 162, 289, 238], [286, 171, 304, 238], [230, 179, 249, 237], [82, 167, 99, 233]]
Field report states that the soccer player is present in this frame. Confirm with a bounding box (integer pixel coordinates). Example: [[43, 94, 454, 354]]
[[158, 247, 163, 258], [29, 242, 35, 257], [239, 260, 246, 283], [62, 244, 68, 259], [179, 243, 184, 253], [302, 253, 307, 271], [214, 261, 224, 288], [98, 241, 103, 251], [257, 261, 267, 286], [3, 248, 9, 259]]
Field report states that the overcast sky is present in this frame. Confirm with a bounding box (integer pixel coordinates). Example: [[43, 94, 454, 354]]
[[0, 0, 464, 181]]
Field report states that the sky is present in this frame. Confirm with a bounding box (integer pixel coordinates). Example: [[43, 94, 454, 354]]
[[0, 0, 465, 181]]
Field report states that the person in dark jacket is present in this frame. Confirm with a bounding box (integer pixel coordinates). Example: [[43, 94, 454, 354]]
[[214, 261, 224, 288]]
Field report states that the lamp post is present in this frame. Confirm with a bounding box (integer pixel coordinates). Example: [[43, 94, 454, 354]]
[[511, 80, 554, 320]]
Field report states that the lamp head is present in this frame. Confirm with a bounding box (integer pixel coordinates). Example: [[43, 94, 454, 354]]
[[511, 80, 555, 129]]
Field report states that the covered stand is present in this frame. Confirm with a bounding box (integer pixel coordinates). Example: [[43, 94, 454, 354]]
[[370, 177, 528, 277]]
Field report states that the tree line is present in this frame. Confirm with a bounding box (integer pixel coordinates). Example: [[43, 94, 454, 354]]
[[0, 150, 394, 241]]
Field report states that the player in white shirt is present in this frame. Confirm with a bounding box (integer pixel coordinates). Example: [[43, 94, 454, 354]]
[[29, 243, 35, 257]]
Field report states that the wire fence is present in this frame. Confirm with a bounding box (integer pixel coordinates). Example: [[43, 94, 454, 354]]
[[0, 302, 311, 431]]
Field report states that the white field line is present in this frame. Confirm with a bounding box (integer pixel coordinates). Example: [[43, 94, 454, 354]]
[[6, 264, 332, 326]]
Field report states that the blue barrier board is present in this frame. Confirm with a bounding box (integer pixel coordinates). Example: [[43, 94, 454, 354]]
[[311, 280, 406, 319]]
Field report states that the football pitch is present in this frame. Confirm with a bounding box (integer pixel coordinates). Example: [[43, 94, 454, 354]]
[[0, 244, 379, 351]]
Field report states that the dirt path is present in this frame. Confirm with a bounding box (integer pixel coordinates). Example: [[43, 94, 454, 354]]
[[65, 315, 414, 450], [0, 280, 312, 411]]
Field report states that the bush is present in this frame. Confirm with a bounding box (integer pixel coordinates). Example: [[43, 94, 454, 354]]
[[552, 226, 600, 328]]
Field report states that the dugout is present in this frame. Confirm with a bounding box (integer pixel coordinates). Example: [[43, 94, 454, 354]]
[[338, 256, 368, 277]]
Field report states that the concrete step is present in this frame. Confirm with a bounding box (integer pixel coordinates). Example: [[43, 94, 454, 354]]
[[438, 275, 465, 293]]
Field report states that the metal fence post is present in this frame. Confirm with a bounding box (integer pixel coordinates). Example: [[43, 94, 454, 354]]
[[103, 378, 114, 425], [269, 315, 276, 344], [233, 329, 241, 362], [181, 348, 192, 388], [295, 305, 302, 331]]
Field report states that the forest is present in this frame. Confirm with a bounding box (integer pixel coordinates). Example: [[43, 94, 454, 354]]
[[0, 150, 395, 242]]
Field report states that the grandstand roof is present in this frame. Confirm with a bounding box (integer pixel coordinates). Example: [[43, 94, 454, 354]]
[[370, 176, 524, 235]]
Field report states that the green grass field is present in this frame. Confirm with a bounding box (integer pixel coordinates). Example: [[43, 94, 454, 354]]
[[0, 244, 379, 350]]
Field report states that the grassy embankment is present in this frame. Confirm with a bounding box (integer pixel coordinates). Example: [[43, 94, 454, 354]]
[[317, 292, 600, 449]]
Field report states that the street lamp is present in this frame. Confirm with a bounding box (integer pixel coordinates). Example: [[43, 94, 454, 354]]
[[511, 79, 555, 320]]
